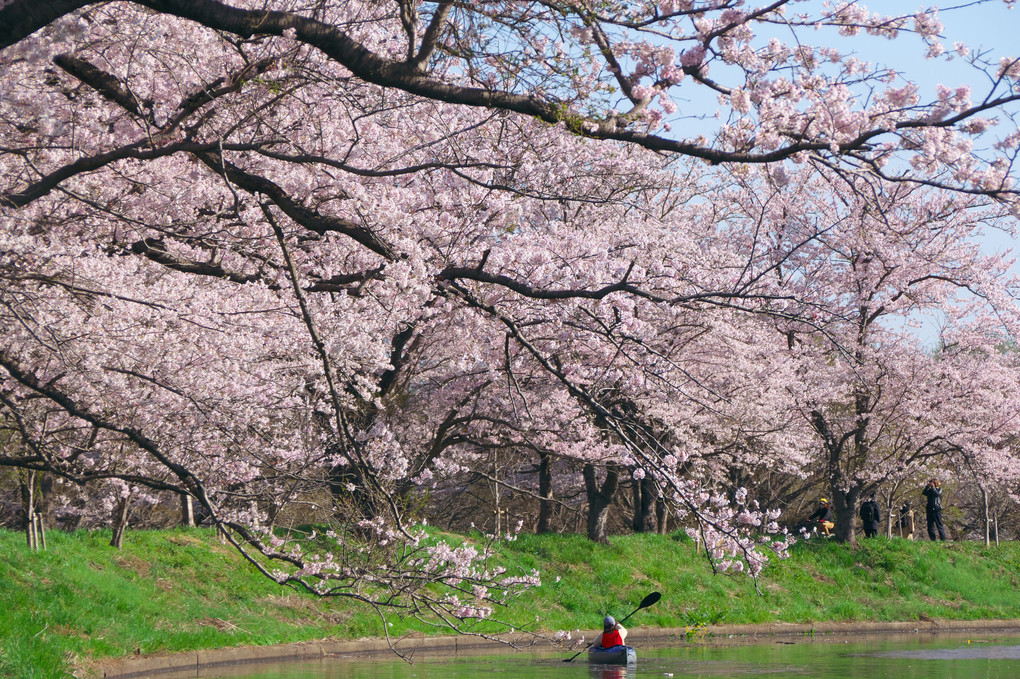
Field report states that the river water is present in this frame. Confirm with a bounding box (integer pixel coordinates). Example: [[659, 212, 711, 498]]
[[147, 633, 1020, 679]]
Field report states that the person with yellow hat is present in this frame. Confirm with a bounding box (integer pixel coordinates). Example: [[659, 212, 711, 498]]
[[807, 498, 835, 535]]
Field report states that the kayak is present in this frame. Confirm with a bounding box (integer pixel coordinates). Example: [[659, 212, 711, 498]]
[[587, 644, 637, 665]]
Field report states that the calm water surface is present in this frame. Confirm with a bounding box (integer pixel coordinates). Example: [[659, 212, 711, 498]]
[[168, 634, 1020, 679]]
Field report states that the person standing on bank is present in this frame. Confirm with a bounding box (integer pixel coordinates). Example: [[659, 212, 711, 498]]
[[859, 494, 881, 538], [898, 501, 915, 539], [922, 479, 947, 541], [593, 615, 628, 649]]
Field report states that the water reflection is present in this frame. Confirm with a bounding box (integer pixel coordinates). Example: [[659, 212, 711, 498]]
[[134, 633, 1020, 679], [637, 635, 1020, 678], [875, 643, 1020, 660], [588, 664, 636, 679]]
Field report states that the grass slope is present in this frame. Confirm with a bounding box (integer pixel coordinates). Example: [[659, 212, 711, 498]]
[[3, 528, 1020, 678]]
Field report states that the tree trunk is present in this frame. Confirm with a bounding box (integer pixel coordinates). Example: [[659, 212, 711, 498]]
[[583, 463, 619, 544], [110, 493, 133, 549], [809, 408, 858, 544], [832, 486, 860, 544], [327, 462, 379, 526], [631, 475, 657, 533], [181, 494, 195, 528], [38, 472, 52, 521], [656, 498, 668, 534], [537, 451, 554, 534]]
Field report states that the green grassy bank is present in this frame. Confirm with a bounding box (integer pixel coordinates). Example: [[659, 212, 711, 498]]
[[3, 528, 1020, 678]]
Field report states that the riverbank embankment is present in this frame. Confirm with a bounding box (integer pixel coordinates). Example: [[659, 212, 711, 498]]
[[4, 528, 1020, 678]]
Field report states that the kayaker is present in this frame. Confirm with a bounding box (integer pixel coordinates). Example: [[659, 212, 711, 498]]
[[593, 615, 628, 648]]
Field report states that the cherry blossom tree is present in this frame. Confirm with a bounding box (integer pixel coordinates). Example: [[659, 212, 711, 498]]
[[716, 163, 1020, 542], [2, 0, 1020, 617]]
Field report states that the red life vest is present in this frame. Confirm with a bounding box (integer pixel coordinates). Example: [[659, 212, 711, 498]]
[[600, 629, 623, 648]]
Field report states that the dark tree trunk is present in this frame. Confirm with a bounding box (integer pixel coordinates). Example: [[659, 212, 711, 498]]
[[537, 451, 554, 534], [832, 486, 861, 544], [833, 385, 870, 544], [327, 462, 378, 523], [630, 477, 640, 531], [656, 498, 668, 534], [583, 463, 619, 543], [810, 405, 866, 544], [631, 475, 657, 533], [38, 473, 52, 518]]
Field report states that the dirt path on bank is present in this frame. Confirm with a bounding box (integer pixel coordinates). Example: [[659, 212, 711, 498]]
[[88, 618, 1020, 679]]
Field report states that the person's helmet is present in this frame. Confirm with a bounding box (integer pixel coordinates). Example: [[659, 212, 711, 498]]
[[604, 615, 616, 630], [819, 498, 828, 504]]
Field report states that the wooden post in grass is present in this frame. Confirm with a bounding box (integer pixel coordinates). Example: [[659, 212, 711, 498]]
[[34, 513, 46, 551], [979, 483, 991, 547]]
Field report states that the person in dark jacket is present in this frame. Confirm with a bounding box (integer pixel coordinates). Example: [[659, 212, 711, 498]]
[[807, 498, 834, 535], [859, 494, 881, 538], [922, 479, 947, 541]]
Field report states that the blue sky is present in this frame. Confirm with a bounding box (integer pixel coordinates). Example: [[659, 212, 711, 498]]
[[897, 1, 1020, 345], [867, 1, 1017, 95], [600, 1, 1018, 345], [748, 1, 1020, 347]]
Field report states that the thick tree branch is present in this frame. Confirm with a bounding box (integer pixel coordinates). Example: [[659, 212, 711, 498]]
[[198, 149, 395, 259], [5, 0, 1016, 173], [1, 141, 265, 209], [53, 53, 151, 118]]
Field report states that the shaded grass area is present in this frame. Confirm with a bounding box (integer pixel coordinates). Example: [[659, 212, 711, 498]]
[[3, 528, 1020, 678]]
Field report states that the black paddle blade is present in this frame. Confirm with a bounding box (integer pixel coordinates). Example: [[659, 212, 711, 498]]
[[617, 590, 662, 624]]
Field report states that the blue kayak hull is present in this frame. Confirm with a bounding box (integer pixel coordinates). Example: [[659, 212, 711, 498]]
[[588, 645, 637, 664]]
